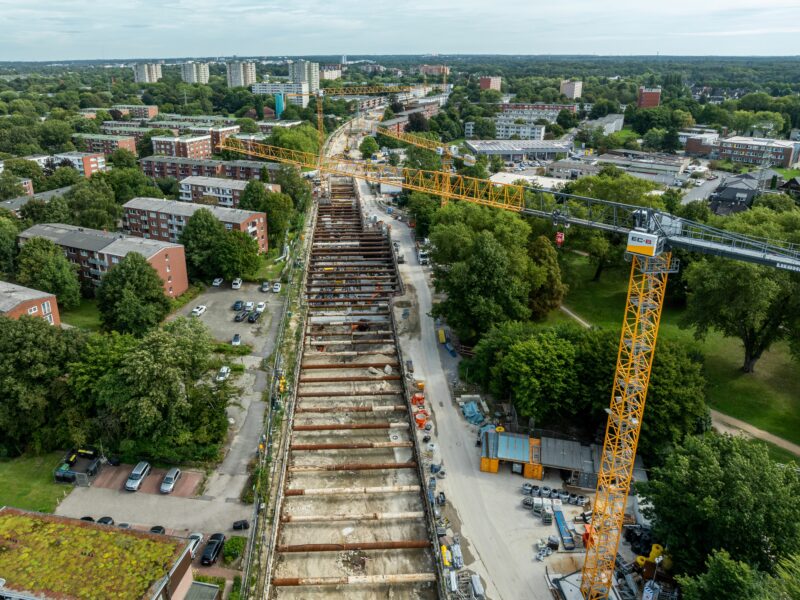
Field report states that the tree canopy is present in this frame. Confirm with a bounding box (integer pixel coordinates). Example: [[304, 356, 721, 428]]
[[16, 236, 81, 309]]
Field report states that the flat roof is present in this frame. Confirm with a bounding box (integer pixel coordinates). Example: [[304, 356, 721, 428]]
[[0, 280, 53, 312], [540, 436, 595, 473], [124, 197, 263, 222], [0, 185, 74, 212], [0, 507, 185, 600], [139, 156, 279, 170], [152, 134, 211, 142], [185, 582, 221, 600], [20, 223, 179, 257], [73, 133, 135, 141], [102, 236, 180, 259], [466, 140, 571, 152], [496, 432, 531, 463], [54, 151, 103, 158], [722, 136, 795, 148], [179, 176, 250, 190]]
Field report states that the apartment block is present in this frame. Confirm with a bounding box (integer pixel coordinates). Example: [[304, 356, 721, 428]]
[[133, 63, 162, 83], [498, 103, 578, 123], [560, 79, 583, 99], [0, 280, 60, 326], [111, 104, 160, 119], [288, 59, 320, 92], [178, 176, 279, 208], [19, 178, 34, 195], [99, 124, 152, 143], [493, 118, 546, 140], [53, 152, 107, 177], [0, 185, 75, 216], [321, 65, 342, 80], [716, 136, 799, 168], [157, 113, 239, 125], [251, 82, 310, 107], [479, 76, 502, 91], [637, 86, 662, 109], [188, 125, 240, 151], [18, 223, 188, 297], [256, 120, 303, 135], [123, 197, 268, 253], [418, 64, 450, 77], [139, 156, 279, 182], [152, 134, 212, 159], [226, 61, 257, 88], [180, 61, 210, 84], [73, 133, 137, 157]]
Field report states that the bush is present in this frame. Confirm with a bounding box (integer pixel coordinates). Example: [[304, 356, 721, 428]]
[[193, 575, 225, 592], [229, 576, 243, 600], [223, 535, 248, 566], [230, 363, 246, 373], [213, 342, 253, 356]]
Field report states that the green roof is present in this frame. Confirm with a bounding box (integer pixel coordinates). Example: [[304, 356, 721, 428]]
[[0, 508, 185, 600]]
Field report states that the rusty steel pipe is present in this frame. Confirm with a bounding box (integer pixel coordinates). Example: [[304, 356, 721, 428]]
[[295, 405, 406, 413], [271, 574, 437, 586], [300, 362, 400, 369], [288, 461, 416, 472], [281, 511, 425, 523], [293, 422, 408, 431], [290, 441, 412, 450], [284, 485, 420, 496], [276, 540, 430, 552]]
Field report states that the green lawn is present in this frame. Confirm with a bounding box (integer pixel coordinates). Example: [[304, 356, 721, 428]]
[[775, 167, 800, 180], [554, 253, 800, 447], [60, 299, 101, 331], [0, 452, 69, 513]]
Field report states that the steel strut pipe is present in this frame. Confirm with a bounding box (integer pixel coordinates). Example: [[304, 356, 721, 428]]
[[276, 540, 430, 552], [290, 441, 413, 450], [300, 361, 400, 369], [272, 574, 438, 586], [284, 485, 420, 496], [293, 422, 409, 431], [288, 461, 417, 472], [295, 405, 407, 413], [281, 511, 425, 523]]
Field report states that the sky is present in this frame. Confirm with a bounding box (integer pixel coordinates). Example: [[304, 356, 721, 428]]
[[1, 0, 799, 61]]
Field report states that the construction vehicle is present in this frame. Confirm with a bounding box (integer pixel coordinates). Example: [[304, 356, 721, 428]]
[[219, 132, 800, 600]]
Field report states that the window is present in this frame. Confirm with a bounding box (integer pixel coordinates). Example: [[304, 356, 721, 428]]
[[42, 301, 51, 314], [111, 256, 119, 264], [80, 250, 88, 257], [168, 275, 172, 282], [166, 264, 171, 272], [169, 286, 173, 294], [27, 306, 38, 315]]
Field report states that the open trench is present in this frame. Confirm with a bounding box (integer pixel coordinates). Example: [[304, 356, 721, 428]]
[[271, 177, 438, 599]]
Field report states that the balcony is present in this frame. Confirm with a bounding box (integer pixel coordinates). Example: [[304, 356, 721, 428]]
[[88, 258, 107, 267]]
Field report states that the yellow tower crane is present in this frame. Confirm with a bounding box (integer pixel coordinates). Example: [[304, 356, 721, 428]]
[[218, 136, 800, 600]]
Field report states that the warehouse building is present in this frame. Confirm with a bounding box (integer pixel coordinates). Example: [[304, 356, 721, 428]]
[[465, 140, 572, 161]]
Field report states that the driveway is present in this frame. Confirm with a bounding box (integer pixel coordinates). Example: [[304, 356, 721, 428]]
[[681, 176, 722, 203]]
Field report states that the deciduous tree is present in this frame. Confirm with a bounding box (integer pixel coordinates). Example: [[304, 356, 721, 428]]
[[179, 208, 227, 280], [16, 236, 81, 309], [359, 135, 379, 158]]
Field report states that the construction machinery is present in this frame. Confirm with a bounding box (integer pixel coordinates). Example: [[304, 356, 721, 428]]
[[219, 135, 800, 600]]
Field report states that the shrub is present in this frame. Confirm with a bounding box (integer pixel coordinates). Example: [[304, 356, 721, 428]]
[[223, 535, 248, 566]]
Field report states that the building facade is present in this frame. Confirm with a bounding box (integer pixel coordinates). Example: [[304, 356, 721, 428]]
[[123, 197, 268, 253], [479, 76, 502, 91], [73, 133, 137, 156], [498, 103, 578, 123], [418, 64, 450, 77], [288, 60, 320, 92], [320, 65, 342, 80], [19, 178, 34, 195], [465, 140, 572, 161], [100, 124, 152, 142], [19, 223, 189, 296], [0, 280, 60, 325], [53, 152, 107, 177], [637, 86, 662, 108], [187, 125, 240, 150], [133, 63, 163, 84], [226, 61, 257, 88], [493, 118, 546, 140], [715, 136, 799, 168], [178, 176, 279, 208], [559, 80, 583, 99], [151, 134, 213, 159], [139, 156, 278, 182], [180, 61, 210, 84], [251, 82, 310, 107], [111, 104, 160, 119]]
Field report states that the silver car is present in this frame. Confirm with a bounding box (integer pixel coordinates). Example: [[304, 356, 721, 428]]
[[160, 467, 181, 494], [188, 532, 204, 559], [124, 461, 151, 492]]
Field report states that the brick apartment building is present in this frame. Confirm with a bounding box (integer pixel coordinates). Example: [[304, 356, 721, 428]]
[[479, 76, 502, 91], [123, 197, 269, 253], [53, 152, 107, 177], [18, 223, 188, 297], [417, 64, 450, 76], [140, 156, 278, 182], [73, 133, 137, 156], [716, 136, 799, 168], [187, 125, 240, 151], [19, 177, 34, 195], [178, 176, 280, 208], [0, 280, 60, 325], [152, 134, 213, 159], [111, 104, 159, 119], [100, 124, 153, 143], [157, 113, 240, 125], [637, 86, 662, 108]]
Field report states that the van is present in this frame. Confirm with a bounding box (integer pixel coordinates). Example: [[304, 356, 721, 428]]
[[125, 461, 151, 492]]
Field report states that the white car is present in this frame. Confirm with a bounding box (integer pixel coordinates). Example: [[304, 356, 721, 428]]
[[188, 532, 204, 559], [256, 301, 266, 313], [215, 366, 231, 382], [232, 278, 243, 290], [212, 278, 223, 287], [272, 282, 282, 293], [244, 301, 255, 311], [191, 305, 207, 317]]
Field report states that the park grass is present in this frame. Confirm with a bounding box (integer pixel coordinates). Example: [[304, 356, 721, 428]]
[[775, 167, 800, 180], [0, 452, 69, 513], [553, 252, 800, 448], [60, 299, 101, 331]]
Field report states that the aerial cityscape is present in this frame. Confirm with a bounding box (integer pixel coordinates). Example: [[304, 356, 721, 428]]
[[0, 2, 799, 600]]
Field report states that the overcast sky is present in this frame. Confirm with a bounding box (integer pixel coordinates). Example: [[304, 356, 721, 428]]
[[1, 0, 799, 61]]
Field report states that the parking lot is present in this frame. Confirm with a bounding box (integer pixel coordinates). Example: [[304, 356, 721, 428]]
[[92, 463, 202, 497]]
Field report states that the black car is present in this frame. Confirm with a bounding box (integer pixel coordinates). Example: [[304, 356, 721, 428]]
[[150, 525, 166, 535], [80, 516, 94, 522], [201, 533, 226, 565], [232, 300, 244, 311], [97, 516, 114, 525], [234, 310, 249, 322], [248, 310, 262, 323]]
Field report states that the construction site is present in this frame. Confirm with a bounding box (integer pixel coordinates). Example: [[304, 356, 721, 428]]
[[268, 177, 439, 598]]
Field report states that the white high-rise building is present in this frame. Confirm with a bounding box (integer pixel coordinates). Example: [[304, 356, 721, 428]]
[[560, 80, 583, 100], [226, 61, 257, 88], [133, 63, 162, 84], [181, 62, 210, 84], [251, 82, 310, 107], [288, 60, 320, 92]]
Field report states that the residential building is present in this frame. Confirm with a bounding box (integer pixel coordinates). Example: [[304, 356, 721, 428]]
[[715, 136, 799, 168], [597, 149, 689, 183], [112, 104, 160, 119], [19, 178, 34, 195], [19, 223, 189, 296], [251, 81, 310, 107], [187, 125, 240, 150], [142, 120, 198, 131], [361, 64, 386, 74], [100, 124, 154, 143], [53, 151, 107, 177], [677, 126, 720, 145], [320, 65, 342, 80], [152, 134, 213, 159], [226, 61, 257, 88], [546, 160, 602, 179], [582, 113, 625, 135], [256, 119, 303, 134], [0, 185, 75, 216], [21, 154, 52, 168], [73, 133, 137, 156], [178, 176, 279, 208], [780, 176, 800, 198], [417, 64, 450, 77], [180, 61, 210, 84], [157, 113, 239, 125], [498, 103, 578, 123], [465, 139, 572, 161], [123, 197, 268, 253], [708, 172, 770, 214], [493, 118, 546, 140], [0, 507, 218, 600], [636, 86, 662, 108], [479, 76, 502, 91], [139, 156, 279, 182], [288, 59, 320, 92], [133, 63, 162, 83], [560, 79, 583, 100], [0, 281, 60, 325]]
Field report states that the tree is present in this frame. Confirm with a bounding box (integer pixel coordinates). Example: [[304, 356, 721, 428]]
[[179, 208, 227, 280], [239, 180, 269, 211], [16, 237, 81, 309], [262, 192, 294, 247], [274, 165, 312, 213], [528, 235, 567, 320], [0, 172, 24, 200], [406, 112, 430, 132], [46, 166, 82, 189], [679, 550, 769, 600], [215, 230, 260, 280], [108, 148, 138, 169], [38, 120, 74, 152], [2, 158, 46, 191], [235, 118, 259, 134], [137, 128, 174, 157], [20, 196, 72, 225], [0, 216, 18, 277], [94, 167, 163, 203], [406, 192, 439, 238], [359, 135, 379, 158], [97, 253, 171, 335], [556, 109, 579, 130], [642, 433, 800, 576], [64, 180, 120, 229], [769, 554, 800, 599]]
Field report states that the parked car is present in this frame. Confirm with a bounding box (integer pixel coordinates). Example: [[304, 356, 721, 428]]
[[191, 305, 207, 317], [97, 516, 114, 525], [244, 301, 255, 311], [188, 532, 204, 559], [201, 533, 226, 565], [212, 277, 223, 287], [80, 516, 94, 522], [150, 525, 166, 535], [248, 311, 262, 323], [232, 519, 250, 530], [261, 281, 270, 292], [256, 301, 266, 313], [124, 461, 151, 492], [234, 310, 249, 322], [231, 334, 241, 346], [215, 366, 231, 382], [272, 282, 282, 293], [117, 523, 131, 529], [232, 278, 243, 290], [160, 467, 181, 494], [232, 300, 244, 311]]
